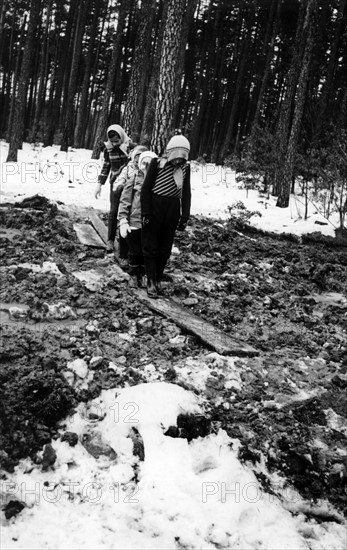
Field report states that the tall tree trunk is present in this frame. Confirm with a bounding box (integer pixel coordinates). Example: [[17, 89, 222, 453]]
[[92, 1, 130, 160], [31, 0, 53, 141], [198, 10, 226, 157], [151, 0, 186, 154], [218, 5, 255, 163], [0, 0, 8, 69], [43, 1, 76, 146], [122, 0, 156, 140], [250, 0, 280, 139], [74, 0, 100, 147], [61, 0, 88, 151], [141, 0, 169, 144], [210, 4, 244, 162], [272, 0, 306, 197], [172, 0, 199, 130], [276, 0, 318, 208], [188, 0, 213, 158], [5, 6, 23, 139], [80, 2, 107, 149], [6, 0, 41, 162]]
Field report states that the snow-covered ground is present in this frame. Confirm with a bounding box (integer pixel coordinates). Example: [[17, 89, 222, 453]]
[[0, 141, 345, 550], [0, 140, 339, 236]]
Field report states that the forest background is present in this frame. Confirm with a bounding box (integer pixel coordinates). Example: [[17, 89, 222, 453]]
[[0, 0, 346, 220]]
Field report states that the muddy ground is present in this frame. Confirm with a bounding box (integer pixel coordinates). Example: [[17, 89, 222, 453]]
[[0, 196, 346, 522]]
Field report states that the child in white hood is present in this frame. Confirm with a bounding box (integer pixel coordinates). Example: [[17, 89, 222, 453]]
[[117, 148, 155, 283], [94, 124, 132, 255]]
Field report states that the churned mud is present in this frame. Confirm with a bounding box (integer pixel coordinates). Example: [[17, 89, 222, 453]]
[[0, 196, 346, 519]]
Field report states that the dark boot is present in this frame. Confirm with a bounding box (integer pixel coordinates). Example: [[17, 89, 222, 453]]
[[129, 265, 145, 288], [144, 258, 158, 299], [106, 240, 114, 253], [137, 265, 145, 288], [156, 257, 167, 294], [128, 264, 139, 287]]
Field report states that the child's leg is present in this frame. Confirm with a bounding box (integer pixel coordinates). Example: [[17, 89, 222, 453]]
[[112, 184, 128, 259], [118, 235, 129, 260], [141, 211, 161, 297], [127, 229, 144, 286], [108, 185, 120, 243], [157, 197, 180, 288]]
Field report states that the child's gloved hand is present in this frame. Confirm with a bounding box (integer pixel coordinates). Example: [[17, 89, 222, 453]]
[[177, 217, 188, 231], [142, 215, 151, 226], [119, 221, 131, 239]]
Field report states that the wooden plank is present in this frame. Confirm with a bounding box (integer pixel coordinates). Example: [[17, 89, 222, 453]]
[[130, 288, 259, 357], [88, 211, 108, 244], [73, 223, 105, 248], [86, 209, 258, 356]]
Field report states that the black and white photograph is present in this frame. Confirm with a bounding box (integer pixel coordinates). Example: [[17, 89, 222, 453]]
[[0, 0, 346, 548]]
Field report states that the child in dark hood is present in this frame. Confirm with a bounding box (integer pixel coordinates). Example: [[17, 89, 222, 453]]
[[141, 135, 191, 298], [95, 124, 131, 255], [118, 149, 157, 285]]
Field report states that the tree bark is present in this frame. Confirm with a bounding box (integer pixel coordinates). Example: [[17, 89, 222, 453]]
[[61, 0, 89, 151], [43, 1, 76, 146], [250, 0, 280, 139], [276, 0, 318, 208], [122, 0, 156, 140], [218, 4, 256, 163], [151, 0, 186, 154], [273, 0, 305, 197], [140, 0, 169, 144], [74, 0, 100, 148], [31, 0, 53, 141], [6, 0, 41, 162], [172, 0, 199, 130], [0, 0, 8, 69]]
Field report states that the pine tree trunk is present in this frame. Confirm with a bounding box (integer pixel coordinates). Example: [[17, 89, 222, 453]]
[[151, 0, 185, 154], [31, 0, 53, 141], [273, 1, 306, 197], [210, 4, 244, 162], [218, 5, 255, 164], [198, 9, 226, 157], [276, 0, 318, 208], [1, 3, 16, 135], [43, 1, 76, 146], [141, 0, 169, 144], [122, 0, 156, 140], [79, 3, 107, 149], [92, 2, 130, 160], [250, 0, 280, 139], [172, 0, 199, 130], [0, 0, 8, 69], [61, 0, 88, 152], [74, 0, 100, 147], [6, 0, 41, 162], [5, 7, 24, 140]]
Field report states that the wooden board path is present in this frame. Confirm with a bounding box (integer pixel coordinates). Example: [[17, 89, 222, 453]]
[[131, 288, 258, 357], [83, 211, 258, 357], [89, 211, 108, 244], [73, 223, 105, 248]]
